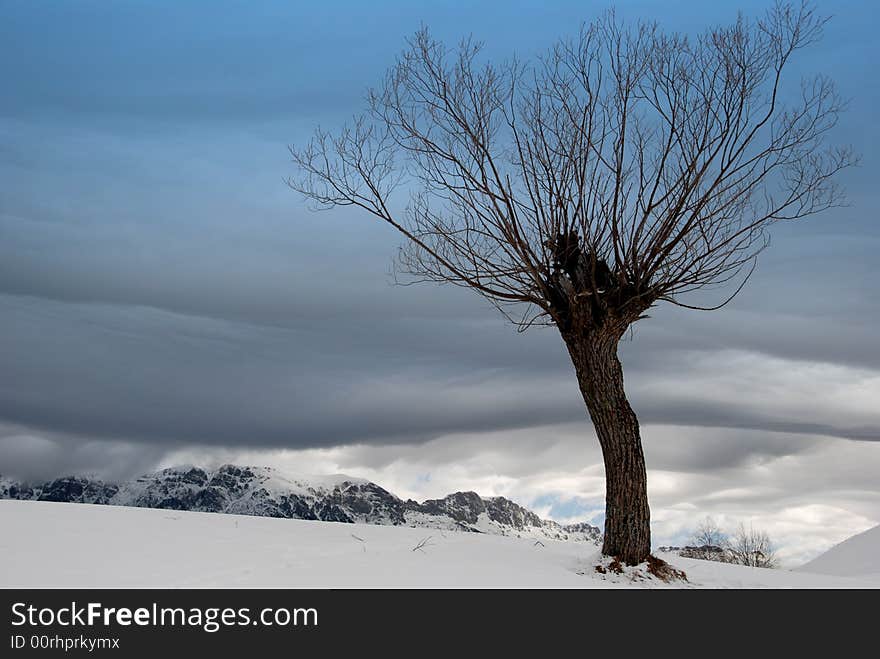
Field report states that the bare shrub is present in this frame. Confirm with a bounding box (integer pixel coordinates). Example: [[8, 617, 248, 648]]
[[680, 518, 778, 568], [681, 516, 731, 561], [727, 524, 778, 569]]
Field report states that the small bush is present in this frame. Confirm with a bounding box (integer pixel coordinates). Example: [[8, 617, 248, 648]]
[[727, 524, 778, 569], [681, 517, 778, 569]]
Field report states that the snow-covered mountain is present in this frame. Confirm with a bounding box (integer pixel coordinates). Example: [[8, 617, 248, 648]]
[[0, 465, 601, 544]]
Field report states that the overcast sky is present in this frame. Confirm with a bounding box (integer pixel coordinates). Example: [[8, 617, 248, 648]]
[[1, 0, 878, 565]]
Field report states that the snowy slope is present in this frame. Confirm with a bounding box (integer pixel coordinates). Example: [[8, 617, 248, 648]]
[[797, 524, 880, 577], [1, 500, 878, 588]]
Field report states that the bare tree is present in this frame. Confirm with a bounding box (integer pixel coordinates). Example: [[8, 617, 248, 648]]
[[692, 517, 727, 548], [680, 518, 777, 567], [683, 516, 730, 561], [288, 2, 854, 565], [728, 523, 778, 568]]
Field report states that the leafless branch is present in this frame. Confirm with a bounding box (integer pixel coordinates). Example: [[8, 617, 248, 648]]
[[289, 1, 853, 338], [411, 536, 433, 552]]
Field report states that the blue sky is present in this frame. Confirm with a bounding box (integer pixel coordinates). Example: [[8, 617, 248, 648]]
[[1, 0, 878, 563]]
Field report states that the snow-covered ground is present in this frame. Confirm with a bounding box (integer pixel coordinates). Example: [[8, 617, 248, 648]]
[[1, 500, 877, 588], [797, 523, 880, 579]]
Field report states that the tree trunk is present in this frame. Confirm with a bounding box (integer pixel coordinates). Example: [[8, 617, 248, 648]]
[[563, 331, 651, 565]]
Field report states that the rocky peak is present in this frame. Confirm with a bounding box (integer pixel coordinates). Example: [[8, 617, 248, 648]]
[[418, 491, 487, 524], [37, 476, 118, 505]]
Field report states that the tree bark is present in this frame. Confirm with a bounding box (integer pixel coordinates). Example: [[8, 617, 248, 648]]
[[563, 331, 651, 565]]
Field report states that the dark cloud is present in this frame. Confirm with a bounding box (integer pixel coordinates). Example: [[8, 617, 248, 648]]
[[0, 293, 578, 449], [3, 285, 879, 460], [0, 424, 166, 483]]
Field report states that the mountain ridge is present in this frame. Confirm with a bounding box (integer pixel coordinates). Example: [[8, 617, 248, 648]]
[[0, 464, 602, 544]]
